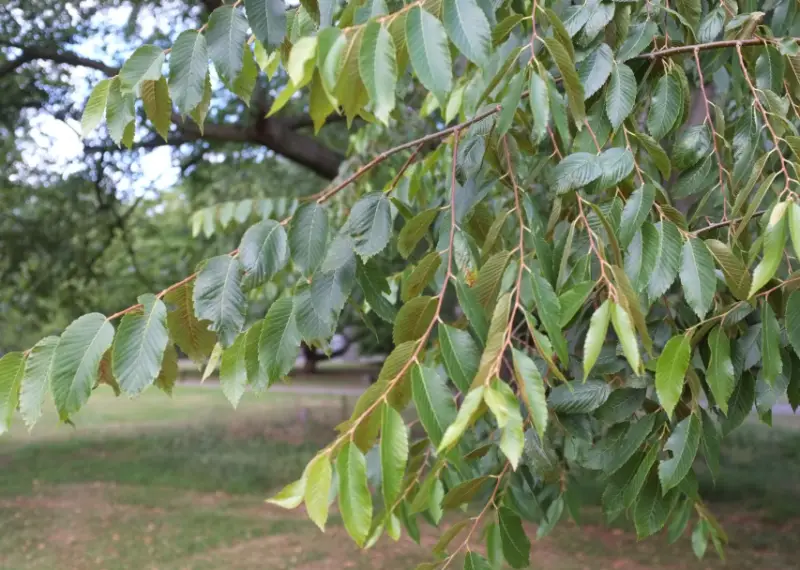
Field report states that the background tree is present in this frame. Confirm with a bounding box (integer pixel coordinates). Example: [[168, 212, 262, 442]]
[[2, 0, 800, 566]]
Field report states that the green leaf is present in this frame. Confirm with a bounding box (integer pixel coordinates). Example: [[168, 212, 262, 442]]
[[398, 208, 438, 259], [164, 283, 216, 368], [456, 279, 489, 343], [287, 36, 318, 88], [610, 302, 641, 374], [680, 238, 716, 318], [288, 203, 328, 276], [634, 472, 668, 538], [632, 131, 671, 179], [656, 335, 691, 418], [787, 291, 800, 360], [484, 380, 524, 468], [359, 21, 397, 125], [154, 343, 178, 395], [259, 297, 301, 384], [707, 327, 735, 414], [558, 281, 593, 327], [189, 72, 212, 131], [20, 336, 58, 430], [647, 221, 682, 299], [619, 184, 655, 248], [748, 202, 787, 297], [411, 364, 456, 448], [647, 72, 682, 140], [511, 348, 548, 439], [0, 352, 24, 434], [51, 314, 115, 420], [548, 380, 610, 414], [756, 46, 785, 93], [245, 0, 286, 48], [498, 506, 530, 569], [624, 223, 659, 293], [605, 61, 636, 129], [722, 372, 755, 435], [529, 265, 568, 365], [338, 441, 373, 546], [347, 193, 392, 259], [551, 152, 601, 194], [141, 77, 172, 141], [168, 31, 208, 115], [442, 476, 490, 510], [762, 302, 783, 386], [207, 5, 249, 82], [239, 220, 289, 288], [442, 0, 491, 66], [542, 37, 585, 124], [788, 202, 800, 260], [119, 44, 164, 92], [705, 239, 752, 301], [267, 477, 306, 509], [595, 387, 646, 425], [439, 386, 486, 451], [529, 67, 550, 144], [658, 413, 701, 494], [112, 294, 169, 396], [81, 79, 111, 137], [596, 147, 635, 191], [356, 261, 397, 323], [672, 125, 712, 170], [583, 299, 611, 378], [406, 6, 452, 106], [495, 71, 525, 138], [194, 255, 246, 348], [394, 296, 437, 344], [475, 251, 511, 313], [439, 324, 480, 393], [402, 252, 441, 301], [617, 21, 657, 61], [304, 454, 332, 530], [381, 404, 408, 509], [105, 77, 135, 147], [201, 343, 222, 382], [577, 43, 613, 100]]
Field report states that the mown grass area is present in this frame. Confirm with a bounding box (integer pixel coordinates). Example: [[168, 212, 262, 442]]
[[1, 385, 799, 569]]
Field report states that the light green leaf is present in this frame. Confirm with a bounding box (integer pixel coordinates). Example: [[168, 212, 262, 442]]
[[748, 202, 787, 297], [542, 37, 585, 124], [51, 314, 115, 420], [624, 223, 659, 292], [707, 327, 735, 414], [484, 380, 524, 468], [761, 302, 782, 386], [439, 324, 480, 393], [105, 77, 135, 147], [442, 0, 491, 66], [304, 454, 332, 530], [239, 220, 289, 288], [398, 208, 438, 259], [647, 72, 682, 140], [577, 43, 613, 100], [529, 265, 568, 365], [202, 343, 222, 382], [411, 364, 456, 448], [705, 239, 751, 301], [113, 294, 169, 396], [119, 44, 164, 92], [20, 336, 58, 430], [206, 5, 249, 82], [406, 6, 453, 106], [189, 72, 212, 131], [194, 255, 246, 348], [583, 299, 611, 378], [141, 77, 172, 141], [529, 67, 550, 144], [169, 31, 208, 115], [551, 152, 601, 194], [558, 281, 593, 327], [259, 297, 301, 384], [605, 62, 636, 129], [475, 251, 511, 313], [495, 71, 525, 138], [154, 344, 177, 395], [267, 477, 306, 509], [647, 221, 683, 299], [164, 283, 216, 368], [359, 21, 397, 125], [287, 36, 318, 88], [245, 0, 286, 48], [656, 335, 691, 418], [81, 79, 111, 137], [338, 441, 373, 546], [220, 333, 248, 408], [393, 296, 436, 344], [381, 404, 408, 509], [498, 506, 530, 569], [439, 386, 485, 451], [680, 238, 716, 318], [789, 202, 800, 260], [347, 193, 392, 259], [619, 184, 655, 249], [402, 251, 441, 301], [658, 413, 701, 494], [0, 352, 24, 434], [511, 348, 548, 439], [611, 302, 641, 374]]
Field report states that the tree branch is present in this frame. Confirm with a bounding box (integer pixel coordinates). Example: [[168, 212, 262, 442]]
[[634, 37, 795, 60]]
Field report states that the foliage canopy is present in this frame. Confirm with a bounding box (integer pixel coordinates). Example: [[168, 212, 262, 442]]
[[3, 0, 800, 566]]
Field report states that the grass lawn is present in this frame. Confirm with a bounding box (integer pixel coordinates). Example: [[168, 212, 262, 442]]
[[1, 384, 799, 569]]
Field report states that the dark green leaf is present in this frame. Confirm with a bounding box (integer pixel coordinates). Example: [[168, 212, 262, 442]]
[[658, 413, 701, 493], [679, 238, 715, 318], [113, 294, 169, 396], [439, 324, 479, 393], [194, 255, 246, 348], [498, 506, 530, 569]]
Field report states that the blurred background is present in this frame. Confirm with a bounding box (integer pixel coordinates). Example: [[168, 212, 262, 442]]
[[2, 1, 800, 569]]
